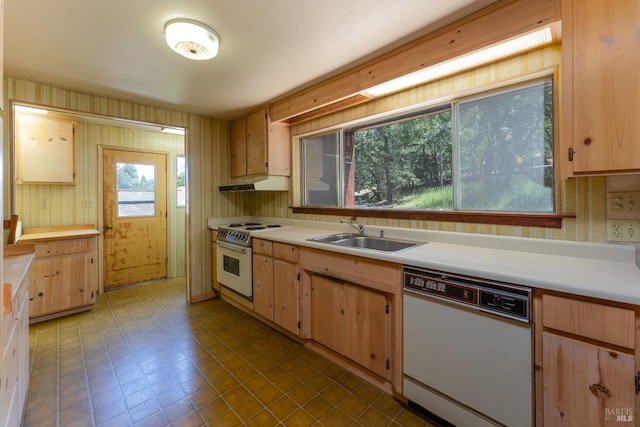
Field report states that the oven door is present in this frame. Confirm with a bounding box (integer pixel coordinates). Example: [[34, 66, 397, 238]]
[[216, 241, 253, 299]]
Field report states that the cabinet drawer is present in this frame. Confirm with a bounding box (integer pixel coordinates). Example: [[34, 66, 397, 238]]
[[300, 247, 401, 294], [253, 239, 273, 256], [35, 238, 92, 257], [542, 294, 635, 349], [274, 243, 297, 263]]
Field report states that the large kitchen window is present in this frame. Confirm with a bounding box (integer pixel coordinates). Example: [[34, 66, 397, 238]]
[[300, 78, 555, 215]]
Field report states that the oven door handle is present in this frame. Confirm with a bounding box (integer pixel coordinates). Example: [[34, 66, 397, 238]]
[[217, 241, 248, 254]]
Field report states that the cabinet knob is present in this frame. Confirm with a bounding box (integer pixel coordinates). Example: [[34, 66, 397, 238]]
[[105, 224, 113, 230], [583, 138, 592, 146]]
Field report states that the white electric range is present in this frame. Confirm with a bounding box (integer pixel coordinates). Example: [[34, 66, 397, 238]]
[[215, 222, 284, 300]]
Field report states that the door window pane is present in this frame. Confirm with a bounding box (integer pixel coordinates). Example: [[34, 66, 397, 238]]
[[177, 156, 185, 208], [117, 162, 156, 217]]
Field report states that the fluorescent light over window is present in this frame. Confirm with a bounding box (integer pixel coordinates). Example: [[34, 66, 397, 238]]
[[161, 127, 185, 135], [363, 27, 554, 97]]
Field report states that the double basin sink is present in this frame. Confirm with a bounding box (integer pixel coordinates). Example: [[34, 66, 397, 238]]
[[308, 232, 421, 253]]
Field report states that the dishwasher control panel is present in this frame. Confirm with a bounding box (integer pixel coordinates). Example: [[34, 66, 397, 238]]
[[403, 266, 531, 322]]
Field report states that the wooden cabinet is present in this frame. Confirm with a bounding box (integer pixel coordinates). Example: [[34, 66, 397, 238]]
[[2, 247, 35, 427], [252, 239, 300, 334], [210, 230, 220, 293], [14, 112, 77, 184], [18, 226, 99, 321], [272, 243, 299, 334], [300, 247, 401, 387], [229, 108, 291, 179], [253, 252, 274, 321], [537, 292, 638, 425], [311, 275, 388, 378], [561, 0, 640, 175]]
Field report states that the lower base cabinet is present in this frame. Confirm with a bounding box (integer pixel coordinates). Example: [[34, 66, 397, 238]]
[[1, 253, 31, 427], [252, 239, 300, 335], [537, 291, 638, 426], [543, 332, 635, 425], [311, 275, 388, 378], [27, 237, 97, 320]]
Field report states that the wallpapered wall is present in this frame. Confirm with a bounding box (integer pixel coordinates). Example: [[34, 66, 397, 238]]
[[247, 45, 608, 244], [13, 120, 186, 276], [0, 44, 610, 301], [2, 77, 247, 298]]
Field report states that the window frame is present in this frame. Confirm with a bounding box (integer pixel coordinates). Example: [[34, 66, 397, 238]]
[[293, 70, 567, 228]]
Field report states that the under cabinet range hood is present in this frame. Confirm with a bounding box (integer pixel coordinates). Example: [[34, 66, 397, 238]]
[[219, 175, 289, 192]]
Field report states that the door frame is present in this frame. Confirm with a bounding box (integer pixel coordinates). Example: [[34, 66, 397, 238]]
[[97, 145, 173, 293]]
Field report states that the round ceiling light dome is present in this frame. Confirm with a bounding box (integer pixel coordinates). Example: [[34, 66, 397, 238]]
[[164, 19, 220, 60]]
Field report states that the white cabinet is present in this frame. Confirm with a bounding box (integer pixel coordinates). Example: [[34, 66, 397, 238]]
[[1, 248, 34, 427]]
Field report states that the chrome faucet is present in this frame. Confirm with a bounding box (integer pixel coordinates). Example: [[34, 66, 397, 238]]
[[341, 216, 365, 236]]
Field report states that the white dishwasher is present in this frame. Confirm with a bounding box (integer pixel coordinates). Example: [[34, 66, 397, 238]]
[[402, 266, 533, 427]]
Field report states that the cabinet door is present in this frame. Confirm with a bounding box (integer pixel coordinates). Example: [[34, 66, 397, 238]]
[[252, 253, 273, 321], [15, 114, 76, 184], [273, 259, 298, 335], [311, 275, 388, 377], [564, 0, 640, 174], [211, 233, 220, 292], [230, 118, 247, 178], [29, 253, 93, 317], [543, 332, 635, 425], [246, 109, 268, 176]]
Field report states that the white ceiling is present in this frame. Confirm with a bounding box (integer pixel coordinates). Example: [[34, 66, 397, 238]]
[[5, 0, 497, 119]]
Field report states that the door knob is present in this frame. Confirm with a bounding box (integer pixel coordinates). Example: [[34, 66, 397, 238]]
[[105, 224, 113, 230]]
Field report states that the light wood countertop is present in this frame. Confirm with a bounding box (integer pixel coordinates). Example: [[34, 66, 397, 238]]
[[17, 224, 100, 243]]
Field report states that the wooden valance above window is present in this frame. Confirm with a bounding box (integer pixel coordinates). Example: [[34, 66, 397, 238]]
[[269, 0, 561, 124]]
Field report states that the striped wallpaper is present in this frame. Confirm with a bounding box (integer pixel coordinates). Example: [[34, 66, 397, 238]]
[[1, 43, 613, 301]]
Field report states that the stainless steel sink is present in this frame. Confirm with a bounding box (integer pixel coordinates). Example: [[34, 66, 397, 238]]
[[308, 233, 359, 244], [334, 236, 417, 252], [308, 233, 421, 252]]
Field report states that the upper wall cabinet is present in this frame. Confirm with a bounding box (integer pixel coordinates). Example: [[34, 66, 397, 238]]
[[15, 113, 77, 185], [229, 108, 291, 179], [561, 0, 640, 176]]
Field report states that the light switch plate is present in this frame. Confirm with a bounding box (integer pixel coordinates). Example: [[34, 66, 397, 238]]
[[607, 191, 640, 216]]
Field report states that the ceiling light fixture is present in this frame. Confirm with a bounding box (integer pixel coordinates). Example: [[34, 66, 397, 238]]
[[363, 27, 554, 97], [164, 19, 220, 60]]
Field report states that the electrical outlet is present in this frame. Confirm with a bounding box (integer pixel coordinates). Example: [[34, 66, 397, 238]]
[[607, 220, 640, 243], [608, 191, 640, 214], [40, 199, 48, 209]]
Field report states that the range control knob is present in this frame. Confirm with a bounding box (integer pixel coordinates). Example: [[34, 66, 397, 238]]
[[493, 295, 504, 307]]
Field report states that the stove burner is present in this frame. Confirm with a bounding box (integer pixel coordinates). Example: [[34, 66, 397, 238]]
[[266, 224, 282, 228], [228, 223, 243, 227], [244, 222, 262, 226], [245, 226, 266, 231]]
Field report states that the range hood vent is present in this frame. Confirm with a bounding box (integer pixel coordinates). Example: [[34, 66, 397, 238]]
[[219, 175, 289, 192]]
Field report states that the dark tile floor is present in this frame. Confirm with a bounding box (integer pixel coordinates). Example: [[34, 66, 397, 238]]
[[22, 278, 433, 426]]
